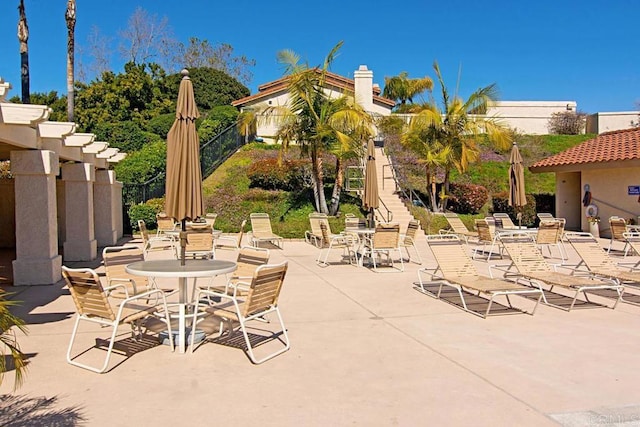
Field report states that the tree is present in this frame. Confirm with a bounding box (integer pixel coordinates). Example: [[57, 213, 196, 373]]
[[77, 25, 112, 83], [547, 111, 587, 135], [163, 67, 250, 111], [17, 0, 29, 104], [403, 61, 510, 211], [1, 290, 28, 390], [168, 38, 256, 85], [383, 71, 433, 111], [118, 7, 172, 64], [65, 0, 76, 121], [264, 41, 373, 214]]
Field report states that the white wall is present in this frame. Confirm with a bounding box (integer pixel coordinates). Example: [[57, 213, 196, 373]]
[[486, 101, 578, 135], [586, 111, 639, 134]]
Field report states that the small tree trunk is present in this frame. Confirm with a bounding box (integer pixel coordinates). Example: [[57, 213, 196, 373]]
[[66, 0, 76, 122], [17, 0, 30, 104], [311, 151, 328, 214], [328, 158, 343, 216]]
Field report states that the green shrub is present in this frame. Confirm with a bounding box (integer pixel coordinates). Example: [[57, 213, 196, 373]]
[[128, 203, 159, 230], [247, 158, 311, 191], [147, 113, 175, 137], [94, 121, 159, 153], [114, 141, 166, 184], [448, 183, 489, 214], [491, 192, 537, 227]]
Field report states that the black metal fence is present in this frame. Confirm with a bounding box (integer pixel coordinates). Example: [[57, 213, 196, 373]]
[[121, 121, 251, 232]]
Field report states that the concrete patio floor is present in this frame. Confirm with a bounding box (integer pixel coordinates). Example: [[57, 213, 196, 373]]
[[2, 235, 640, 426]]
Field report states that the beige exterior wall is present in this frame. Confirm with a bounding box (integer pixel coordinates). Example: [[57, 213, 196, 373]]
[[486, 101, 578, 135], [580, 166, 640, 237], [555, 172, 582, 230], [586, 111, 639, 134]]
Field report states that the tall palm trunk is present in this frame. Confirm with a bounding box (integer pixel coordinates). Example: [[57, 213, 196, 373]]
[[311, 150, 328, 214], [65, 0, 76, 122], [17, 0, 30, 104], [328, 157, 344, 216]]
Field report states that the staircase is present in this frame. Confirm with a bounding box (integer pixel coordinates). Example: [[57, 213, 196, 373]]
[[373, 147, 420, 229]]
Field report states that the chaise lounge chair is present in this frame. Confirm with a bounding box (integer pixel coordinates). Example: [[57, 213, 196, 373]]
[[564, 232, 640, 306], [439, 212, 477, 244], [417, 234, 542, 318], [493, 233, 623, 311], [249, 213, 284, 249]]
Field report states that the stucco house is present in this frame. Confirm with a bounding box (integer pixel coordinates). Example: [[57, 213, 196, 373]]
[[529, 127, 640, 236], [231, 65, 396, 143]]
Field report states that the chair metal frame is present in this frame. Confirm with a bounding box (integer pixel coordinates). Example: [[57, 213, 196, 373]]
[[249, 213, 284, 249], [418, 234, 542, 318], [316, 222, 357, 267], [190, 262, 290, 364], [400, 219, 423, 264], [62, 266, 174, 373]]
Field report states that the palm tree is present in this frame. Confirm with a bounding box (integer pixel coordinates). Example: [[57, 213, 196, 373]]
[[0, 290, 27, 390], [264, 41, 373, 214], [65, 0, 76, 121], [403, 61, 511, 210], [383, 71, 433, 111], [17, 0, 30, 104]]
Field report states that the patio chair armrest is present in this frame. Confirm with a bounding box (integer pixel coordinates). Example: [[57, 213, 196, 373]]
[[108, 277, 139, 295], [488, 263, 515, 279], [226, 280, 251, 297], [104, 282, 130, 298]]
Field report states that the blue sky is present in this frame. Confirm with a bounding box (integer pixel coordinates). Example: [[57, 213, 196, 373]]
[[1, 0, 638, 113]]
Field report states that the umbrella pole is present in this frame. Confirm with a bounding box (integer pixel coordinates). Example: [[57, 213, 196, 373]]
[[180, 218, 187, 266]]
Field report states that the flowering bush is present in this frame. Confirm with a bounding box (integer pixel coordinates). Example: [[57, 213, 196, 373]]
[[448, 183, 489, 214], [247, 158, 311, 191]]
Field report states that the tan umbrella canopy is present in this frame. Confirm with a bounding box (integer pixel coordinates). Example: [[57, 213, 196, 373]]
[[165, 69, 204, 262], [166, 69, 204, 223], [363, 139, 379, 227], [508, 142, 527, 225]]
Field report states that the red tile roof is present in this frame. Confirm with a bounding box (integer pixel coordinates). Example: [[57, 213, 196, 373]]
[[529, 127, 640, 172], [232, 69, 394, 108]]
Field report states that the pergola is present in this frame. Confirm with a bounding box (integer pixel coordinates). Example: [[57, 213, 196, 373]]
[[0, 77, 126, 285]]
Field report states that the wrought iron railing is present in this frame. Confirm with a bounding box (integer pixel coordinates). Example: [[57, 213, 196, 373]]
[[122, 121, 250, 208]]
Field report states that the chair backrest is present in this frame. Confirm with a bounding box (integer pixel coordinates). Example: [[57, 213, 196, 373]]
[[345, 217, 367, 230], [237, 219, 247, 246], [565, 232, 620, 274], [499, 233, 552, 274], [537, 212, 555, 220], [444, 213, 471, 234], [309, 213, 328, 237], [609, 217, 627, 240], [204, 213, 218, 228], [250, 213, 274, 236], [243, 261, 288, 317], [403, 220, 420, 245], [372, 223, 400, 249], [156, 215, 176, 234], [138, 220, 150, 245], [319, 222, 331, 247], [474, 219, 493, 243], [62, 266, 115, 321], [493, 213, 516, 229], [185, 231, 214, 253], [102, 246, 147, 294], [536, 220, 561, 245], [235, 246, 270, 278], [426, 234, 478, 278]]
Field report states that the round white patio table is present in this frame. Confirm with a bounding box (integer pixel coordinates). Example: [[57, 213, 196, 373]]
[[344, 228, 376, 267], [126, 259, 236, 354]]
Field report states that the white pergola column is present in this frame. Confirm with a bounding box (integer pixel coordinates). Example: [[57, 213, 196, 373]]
[[62, 162, 97, 261], [94, 169, 120, 246], [10, 150, 62, 286]]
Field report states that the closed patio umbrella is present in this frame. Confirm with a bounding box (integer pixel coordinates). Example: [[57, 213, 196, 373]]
[[508, 142, 527, 227], [363, 139, 379, 228], [165, 69, 204, 264]]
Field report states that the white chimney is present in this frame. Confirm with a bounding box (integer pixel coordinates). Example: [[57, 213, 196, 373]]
[[354, 65, 373, 112]]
